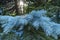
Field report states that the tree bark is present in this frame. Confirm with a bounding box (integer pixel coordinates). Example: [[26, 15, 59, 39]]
[[14, 0, 20, 15]]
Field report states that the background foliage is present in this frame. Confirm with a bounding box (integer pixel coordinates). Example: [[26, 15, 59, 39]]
[[0, 0, 60, 40]]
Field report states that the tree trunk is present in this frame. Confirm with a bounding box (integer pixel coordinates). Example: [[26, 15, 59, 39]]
[[14, 0, 20, 15]]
